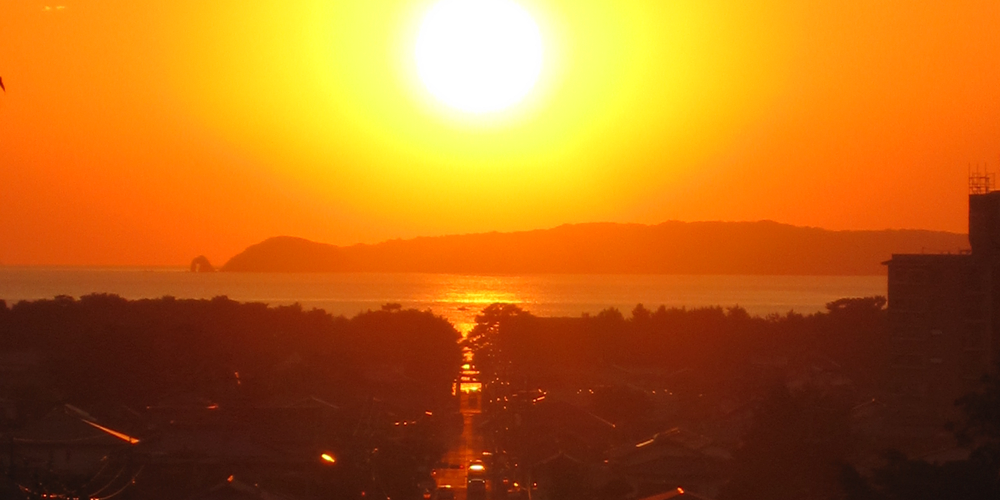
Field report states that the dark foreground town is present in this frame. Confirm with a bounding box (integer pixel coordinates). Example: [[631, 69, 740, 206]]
[[3, 185, 1000, 500]]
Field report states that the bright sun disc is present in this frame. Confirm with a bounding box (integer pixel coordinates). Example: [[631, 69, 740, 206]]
[[415, 0, 543, 114]]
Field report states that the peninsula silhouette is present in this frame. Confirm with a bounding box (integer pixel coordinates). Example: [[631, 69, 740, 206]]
[[216, 220, 966, 275]]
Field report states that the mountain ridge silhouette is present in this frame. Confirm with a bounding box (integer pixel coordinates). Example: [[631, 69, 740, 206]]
[[219, 220, 968, 275]]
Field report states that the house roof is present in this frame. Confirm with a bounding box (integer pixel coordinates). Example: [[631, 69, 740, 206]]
[[283, 396, 340, 410], [528, 397, 616, 442], [14, 405, 138, 447], [139, 428, 293, 463], [533, 451, 586, 467], [608, 427, 732, 463], [636, 487, 716, 500], [185, 475, 298, 500]]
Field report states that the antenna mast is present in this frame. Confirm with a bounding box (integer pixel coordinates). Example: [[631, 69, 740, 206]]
[[969, 164, 994, 195]]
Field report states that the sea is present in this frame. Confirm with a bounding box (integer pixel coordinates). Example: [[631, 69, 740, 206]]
[[0, 268, 886, 333]]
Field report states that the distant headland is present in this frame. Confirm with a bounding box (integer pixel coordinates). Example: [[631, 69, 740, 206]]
[[208, 221, 967, 275]]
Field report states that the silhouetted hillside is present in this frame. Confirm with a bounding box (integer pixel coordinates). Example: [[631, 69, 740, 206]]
[[220, 221, 968, 275]]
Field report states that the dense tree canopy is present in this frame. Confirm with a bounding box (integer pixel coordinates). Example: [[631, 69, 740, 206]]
[[463, 298, 887, 400], [841, 368, 1000, 500], [0, 294, 461, 411]]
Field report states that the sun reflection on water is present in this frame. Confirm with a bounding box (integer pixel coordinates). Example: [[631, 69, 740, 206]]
[[441, 289, 519, 305], [432, 281, 526, 335]]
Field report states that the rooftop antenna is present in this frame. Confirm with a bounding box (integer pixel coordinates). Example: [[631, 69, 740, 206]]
[[970, 162, 994, 195]]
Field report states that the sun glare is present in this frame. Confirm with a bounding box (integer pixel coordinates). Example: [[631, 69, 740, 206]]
[[415, 0, 543, 114]]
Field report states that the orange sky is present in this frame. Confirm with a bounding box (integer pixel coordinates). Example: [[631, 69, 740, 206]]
[[1, 0, 998, 266]]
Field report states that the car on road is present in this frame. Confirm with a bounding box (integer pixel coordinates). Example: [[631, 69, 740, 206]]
[[435, 485, 455, 500], [505, 485, 528, 500], [467, 479, 486, 500], [468, 459, 486, 477]]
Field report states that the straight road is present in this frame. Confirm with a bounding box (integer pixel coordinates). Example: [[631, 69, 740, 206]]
[[434, 390, 486, 500]]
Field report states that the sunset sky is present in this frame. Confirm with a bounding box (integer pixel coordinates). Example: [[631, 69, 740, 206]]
[[1, 0, 998, 266]]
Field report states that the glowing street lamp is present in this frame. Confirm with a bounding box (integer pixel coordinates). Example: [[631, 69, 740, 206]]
[[321, 453, 337, 464]]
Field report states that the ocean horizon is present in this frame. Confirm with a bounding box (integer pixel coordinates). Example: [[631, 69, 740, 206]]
[[0, 267, 886, 333]]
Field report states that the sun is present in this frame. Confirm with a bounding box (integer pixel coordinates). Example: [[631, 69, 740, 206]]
[[415, 0, 543, 114]]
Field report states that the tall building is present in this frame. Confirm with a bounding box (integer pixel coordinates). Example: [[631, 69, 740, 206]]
[[883, 176, 1000, 447]]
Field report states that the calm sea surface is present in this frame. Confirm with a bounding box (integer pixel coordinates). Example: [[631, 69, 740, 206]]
[[0, 268, 886, 333]]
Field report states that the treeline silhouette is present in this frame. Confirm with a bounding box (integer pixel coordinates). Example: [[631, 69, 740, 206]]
[[0, 294, 461, 412], [218, 221, 966, 274], [465, 297, 887, 406]]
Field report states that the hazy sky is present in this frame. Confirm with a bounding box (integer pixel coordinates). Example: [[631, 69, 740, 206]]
[[1, 1, 998, 265]]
